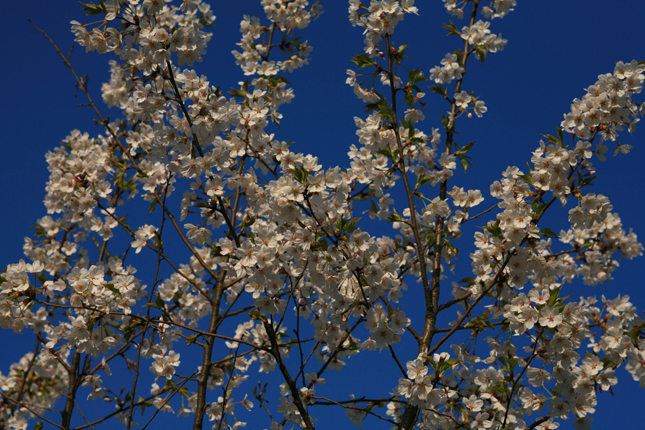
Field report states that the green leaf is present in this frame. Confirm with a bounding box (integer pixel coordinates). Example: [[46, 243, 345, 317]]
[[548, 286, 562, 307], [147, 199, 158, 214], [317, 238, 329, 251], [370, 198, 379, 216], [600, 357, 618, 369], [539, 228, 559, 239], [458, 155, 469, 172], [273, 76, 291, 85], [352, 54, 376, 69], [442, 22, 460, 36], [239, 215, 256, 231], [105, 283, 122, 298], [430, 85, 447, 98], [425, 355, 437, 369], [80, 1, 107, 15], [376, 146, 396, 162], [404, 91, 415, 107], [629, 323, 645, 343], [387, 208, 405, 224], [345, 217, 362, 234], [155, 293, 165, 309], [415, 174, 433, 191], [531, 199, 547, 217], [407, 124, 415, 139], [289, 166, 309, 183], [473, 45, 487, 65], [142, 302, 163, 310], [456, 141, 475, 155], [408, 68, 428, 84], [482, 220, 503, 239], [123, 323, 138, 342], [438, 358, 458, 373], [363, 91, 392, 119], [508, 356, 518, 370], [520, 174, 533, 185], [247, 310, 263, 321], [579, 175, 599, 188], [541, 133, 561, 145], [31, 225, 48, 238]]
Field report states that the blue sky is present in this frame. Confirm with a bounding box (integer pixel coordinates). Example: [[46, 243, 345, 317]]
[[1, 1, 645, 428]]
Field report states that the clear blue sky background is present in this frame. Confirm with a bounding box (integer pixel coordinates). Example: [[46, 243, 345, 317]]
[[1, 1, 645, 429]]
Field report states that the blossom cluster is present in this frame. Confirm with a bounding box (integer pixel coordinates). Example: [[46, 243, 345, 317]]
[[561, 60, 644, 157]]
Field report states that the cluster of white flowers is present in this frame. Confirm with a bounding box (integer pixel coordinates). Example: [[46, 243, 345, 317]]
[[390, 290, 643, 430], [444, 0, 516, 20], [428, 15, 509, 119], [349, 0, 419, 52], [72, 0, 215, 67], [0, 351, 69, 429], [561, 60, 645, 158]]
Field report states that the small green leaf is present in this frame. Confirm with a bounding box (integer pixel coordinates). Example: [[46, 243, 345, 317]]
[[415, 174, 433, 191], [473, 45, 487, 65], [289, 167, 309, 183], [438, 358, 458, 373], [482, 220, 503, 239], [539, 228, 559, 239], [459, 155, 469, 172], [352, 54, 376, 69], [532, 200, 547, 217], [80, 1, 107, 15], [376, 146, 396, 162], [387, 208, 405, 224], [142, 302, 163, 310], [345, 217, 362, 234], [404, 91, 415, 107], [273, 76, 291, 85], [229, 88, 247, 98], [430, 85, 447, 97], [316, 238, 329, 251], [508, 356, 518, 369], [155, 293, 165, 309], [105, 283, 122, 298], [600, 357, 618, 369], [548, 286, 562, 307], [408, 68, 428, 84], [457, 141, 475, 155], [442, 22, 460, 36], [541, 133, 560, 145], [579, 175, 599, 188]]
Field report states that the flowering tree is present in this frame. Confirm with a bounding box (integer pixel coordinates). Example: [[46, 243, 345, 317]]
[[2, 1, 644, 429]]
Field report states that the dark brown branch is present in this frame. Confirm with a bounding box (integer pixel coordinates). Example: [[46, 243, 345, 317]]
[[264, 321, 316, 430], [61, 350, 80, 430]]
